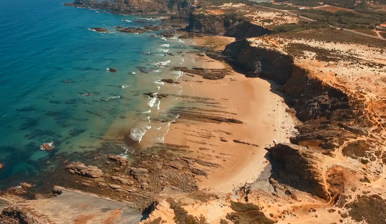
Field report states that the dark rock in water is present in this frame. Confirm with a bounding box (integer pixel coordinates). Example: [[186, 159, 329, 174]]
[[161, 29, 175, 38], [20, 182, 33, 190], [107, 68, 118, 72], [116, 27, 147, 34], [143, 92, 156, 98], [90, 27, 107, 33], [107, 155, 128, 166], [161, 79, 179, 84], [6, 186, 28, 195], [0, 206, 40, 224], [144, 25, 161, 31], [66, 162, 104, 178]]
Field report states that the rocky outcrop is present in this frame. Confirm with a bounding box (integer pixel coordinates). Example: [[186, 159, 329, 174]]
[[187, 14, 272, 40], [65, 0, 194, 18], [267, 143, 329, 199], [223, 39, 293, 84], [223, 38, 373, 203], [347, 195, 386, 224], [173, 66, 230, 80], [0, 206, 40, 224], [116, 26, 147, 33], [66, 162, 104, 178], [107, 155, 128, 166]]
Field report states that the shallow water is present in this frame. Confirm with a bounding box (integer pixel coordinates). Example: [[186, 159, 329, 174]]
[[0, 0, 189, 188]]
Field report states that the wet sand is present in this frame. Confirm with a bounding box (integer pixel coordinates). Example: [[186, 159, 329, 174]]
[[165, 36, 297, 193]]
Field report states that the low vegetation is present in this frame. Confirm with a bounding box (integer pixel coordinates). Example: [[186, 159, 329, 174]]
[[298, 9, 385, 29]]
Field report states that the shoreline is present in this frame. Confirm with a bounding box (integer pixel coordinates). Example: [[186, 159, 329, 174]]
[[164, 35, 297, 193], [3, 2, 385, 223]]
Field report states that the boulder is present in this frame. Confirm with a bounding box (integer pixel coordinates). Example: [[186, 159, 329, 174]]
[[66, 162, 103, 178], [20, 182, 33, 190], [107, 155, 128, 166], [129, 167, 149, 179], [0, 163, 3, 170], [108, 184, 121, 190]]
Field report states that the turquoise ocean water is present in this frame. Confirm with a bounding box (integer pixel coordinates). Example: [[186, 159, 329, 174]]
[[0, 0, 185, 188]]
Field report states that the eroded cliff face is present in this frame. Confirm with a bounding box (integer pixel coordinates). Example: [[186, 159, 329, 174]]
[[222, 37, 378, 195], [223, 39, 292, 84], [66, 0, 194, 17], [186, 14, 272, 40]]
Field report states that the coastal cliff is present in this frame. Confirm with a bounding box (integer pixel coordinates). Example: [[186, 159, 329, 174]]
[[222, 37, 382, 204], [65, 0, 194, 17], [186, 13, 272, 40], [2, 1, 385, 223], [223, 39, 292, 84]]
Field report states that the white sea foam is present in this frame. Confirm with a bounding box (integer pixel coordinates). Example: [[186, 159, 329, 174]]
[[172, 70, 183, 79], [121, 85, 129, 89], [161, 44, 170, 48], [130, 71, 136, 75], [124, 19, 132, 22], [154, 80, 165, 85], [108, 96, 120, 99], [161, 36, 167, 41], [148, 97, 157, 108], [130, 127, 147, 143], [153, 69, 161, 73], [142, 110, 151, 114], [156, 100, 161, 110], [157, 86, 161, 91], [178, 39, 185, 43], [155, 60, 171, 68], [162, 49, 169, 53]]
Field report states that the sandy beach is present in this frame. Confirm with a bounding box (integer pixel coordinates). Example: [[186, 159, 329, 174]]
[[165, 36, 297, 193]]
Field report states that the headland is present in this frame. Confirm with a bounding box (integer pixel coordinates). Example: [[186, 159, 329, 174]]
[[1, 0, 385, 223]]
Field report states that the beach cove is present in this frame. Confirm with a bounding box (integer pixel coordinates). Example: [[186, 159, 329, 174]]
[[2, 0, 384, 223]]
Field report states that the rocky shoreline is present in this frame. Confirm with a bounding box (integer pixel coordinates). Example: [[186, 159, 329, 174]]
[[1, 1, 385, 223]]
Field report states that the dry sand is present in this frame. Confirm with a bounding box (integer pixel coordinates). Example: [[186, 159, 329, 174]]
[[165, 36, 297, 193]]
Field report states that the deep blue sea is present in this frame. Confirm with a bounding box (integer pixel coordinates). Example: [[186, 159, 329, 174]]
[[0, 0, 186, 188]]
